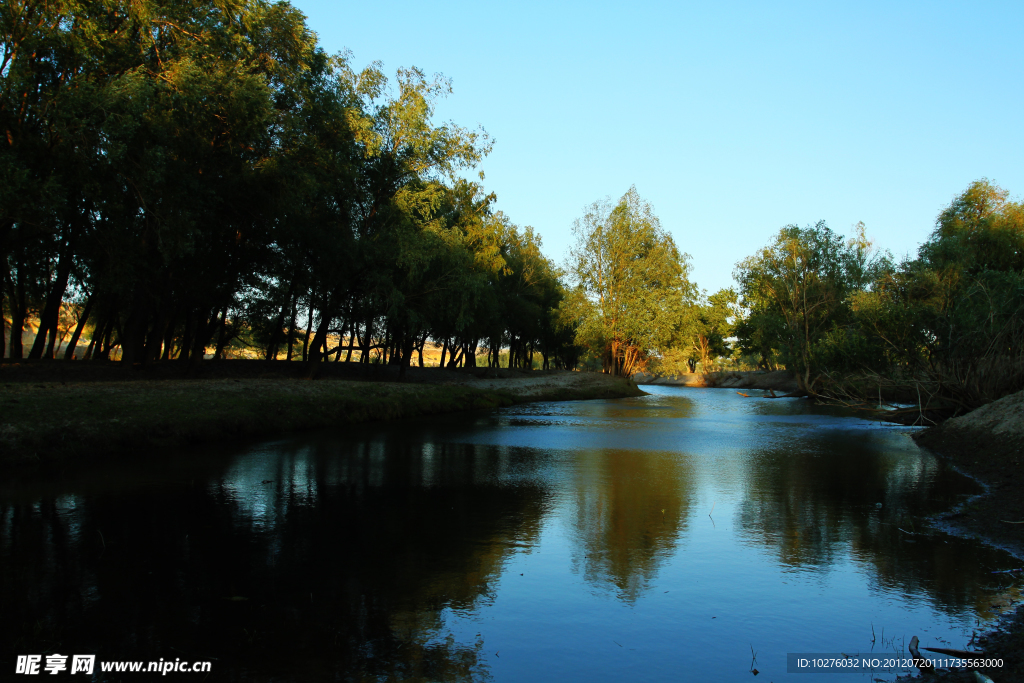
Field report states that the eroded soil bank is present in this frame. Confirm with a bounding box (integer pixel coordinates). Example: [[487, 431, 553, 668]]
[[0, 360, 642, 470], [634, 369, 799, 392], [908, 390, 1024, 681]]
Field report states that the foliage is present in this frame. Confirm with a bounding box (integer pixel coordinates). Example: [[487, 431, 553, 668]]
[[0, 0, 571, 374], [563, 187, 695, 377], [735, 180, 1024, 417], [830, 181, 1024, 415], [734, 221, 880, 393]]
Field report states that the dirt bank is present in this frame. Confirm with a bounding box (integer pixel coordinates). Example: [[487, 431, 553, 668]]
[[632, 371, 705, 386], [0, 361, 642, 470], [915, 389, 1024, 556], [908, 389, 1024, 681], [634, 369, 799, 392]]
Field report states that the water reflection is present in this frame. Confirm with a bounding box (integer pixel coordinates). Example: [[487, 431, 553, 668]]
[[569, 449, 694, 600], [2, 387, 1021, 682], [1, 436, 548, 681], [735, 425, 1003, 616]]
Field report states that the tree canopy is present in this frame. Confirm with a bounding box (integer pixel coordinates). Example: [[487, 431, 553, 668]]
[[1, 0, 572, 373], [734, 221, 879, 393], [563, 187, 695, 377], [734, 180, 1024, 416]]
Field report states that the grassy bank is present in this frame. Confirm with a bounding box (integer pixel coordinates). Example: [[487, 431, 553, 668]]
[[0, 364, 642, 469]]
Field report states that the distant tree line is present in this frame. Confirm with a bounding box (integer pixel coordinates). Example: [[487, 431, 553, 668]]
[[1, 0, 576, 375], [734, 179, 1024, 418]]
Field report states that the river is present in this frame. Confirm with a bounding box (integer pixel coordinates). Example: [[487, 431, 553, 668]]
[[1, 386, 1019, 681]]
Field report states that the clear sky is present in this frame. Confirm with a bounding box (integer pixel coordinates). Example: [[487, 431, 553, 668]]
[[290, 0, 1024, 294]]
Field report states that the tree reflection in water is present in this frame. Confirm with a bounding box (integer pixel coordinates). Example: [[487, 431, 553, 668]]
[[1, 437, 546, 681], [735, 428, 1011, 616], [569, 449, 694, 600], [2, 389, 1021, 683]]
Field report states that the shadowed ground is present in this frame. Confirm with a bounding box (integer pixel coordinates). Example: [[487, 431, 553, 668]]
[[0, 360, 643, 469]]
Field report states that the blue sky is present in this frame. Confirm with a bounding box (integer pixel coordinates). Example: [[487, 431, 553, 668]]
[[291, 0, 1024, 294]]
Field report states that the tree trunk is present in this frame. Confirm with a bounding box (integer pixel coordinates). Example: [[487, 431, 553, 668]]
[[63, 293, 94, 360], [345, 322, 358, 363], [118, 289, 150, 365], [188, 309, 222, 367], [96, 316, 116, 361], [334, 320, 349, 362], [0, 261, 6, 358], [178, 308, 195, 362], [360, 317, 372, 363], [6, 267, 22, 359], [283, 292, 297, 361], [448, 341, 464, 368], [144, 291, 171, 363], [84, 313, 106, 361], [45, 317, 60, 358], [305, 316, 332, 379], [28, 251, 73, 359], [382, 328, 392, 364], [398, 333, 415, 380], [266, 277, 298, 361], [213, 306, 230, 360], [301, 299, 313, 362], [161, 307, 178, 361]]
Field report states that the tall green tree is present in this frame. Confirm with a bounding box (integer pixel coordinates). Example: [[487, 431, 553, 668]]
[[734, 221, 877, 394], [564, 187, 694, 377]]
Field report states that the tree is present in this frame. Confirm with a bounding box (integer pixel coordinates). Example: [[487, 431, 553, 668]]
[[691, 288, 737, 373], [734, 221, 877, 394], [840, 181, 1024, 414], [564, 187, 694, 377], [922, 178, 1024, 274], [0, 0, 579, 373]]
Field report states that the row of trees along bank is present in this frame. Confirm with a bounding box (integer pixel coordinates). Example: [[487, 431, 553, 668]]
[[734, 179, 1024, 419], [7, 1, 1010, 395], [0, 0, 578, 375]]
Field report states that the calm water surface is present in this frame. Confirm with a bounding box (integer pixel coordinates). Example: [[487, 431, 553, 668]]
[[2, 386, 1021, 681]]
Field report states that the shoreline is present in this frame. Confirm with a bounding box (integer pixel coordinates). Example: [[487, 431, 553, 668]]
[[634, 369, 799, 392], [906, 394, 1024, 681], [5, 359, 1021, 678], [635, 371, 1024, 679], [0, 361, 643, 470]]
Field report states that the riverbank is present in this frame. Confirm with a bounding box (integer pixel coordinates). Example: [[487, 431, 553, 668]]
[[0, 361, 643, 469], [908, 389, 1024, 681], [916, 389, 1024, 558], [633, 369, 799, 392]]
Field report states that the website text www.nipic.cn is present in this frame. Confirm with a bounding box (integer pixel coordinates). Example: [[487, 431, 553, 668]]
[[16, 655, 213, 676]]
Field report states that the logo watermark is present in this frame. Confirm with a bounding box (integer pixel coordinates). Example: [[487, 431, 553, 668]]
[[16, 655, 212, 676]]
